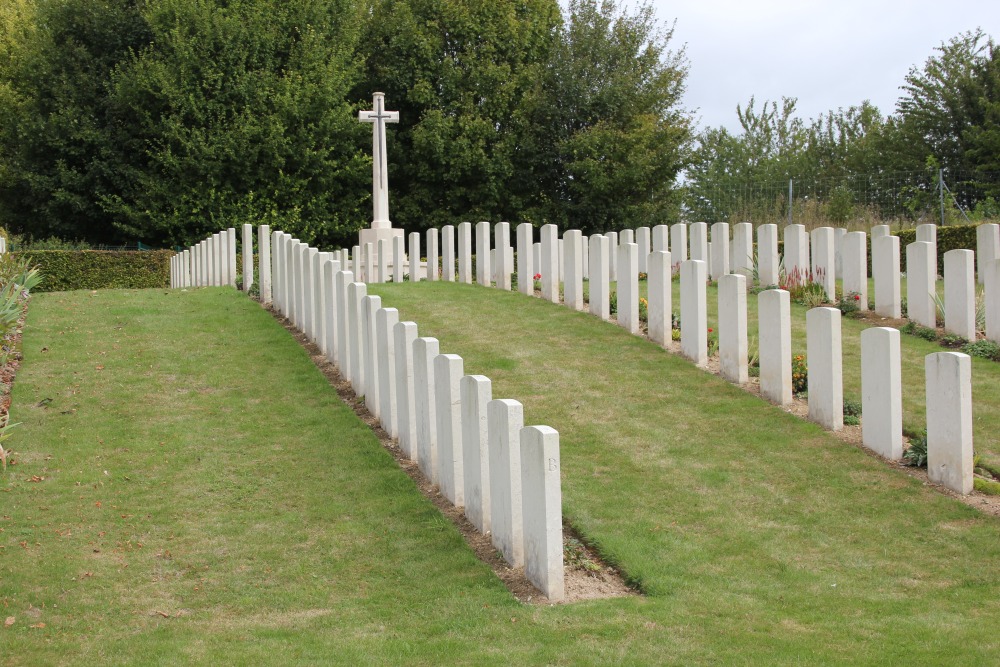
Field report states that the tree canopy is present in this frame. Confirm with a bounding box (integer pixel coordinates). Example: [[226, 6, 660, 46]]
[[0, 0, 692, 246]]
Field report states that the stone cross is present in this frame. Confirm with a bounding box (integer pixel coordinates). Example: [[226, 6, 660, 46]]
[[358, 92, 399, 230]]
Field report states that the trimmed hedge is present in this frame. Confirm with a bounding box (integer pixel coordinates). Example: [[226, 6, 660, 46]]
[[895, 222, 980, 274], [12, 250, 172, 292]]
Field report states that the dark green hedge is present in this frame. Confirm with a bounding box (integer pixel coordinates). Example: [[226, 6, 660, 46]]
[[13, 250, 172, 292], [895, 223, 980, 274]]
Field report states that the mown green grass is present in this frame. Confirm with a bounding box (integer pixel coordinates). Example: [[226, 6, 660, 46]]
[[3, 285, 1000, 665], [601, 275, 1000, 465]]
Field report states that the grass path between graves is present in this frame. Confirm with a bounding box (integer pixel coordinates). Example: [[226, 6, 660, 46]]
[[606, 277, 1000, 466], [3, 287, 1000, 665]]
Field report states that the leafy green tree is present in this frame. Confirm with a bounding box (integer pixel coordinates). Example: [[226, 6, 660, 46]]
[[0, 0, 152, 243], [105, 0, 368, 247], [0, 0, 368, 247], [517, 0, 691, 233], [355, 0, 561, 231]]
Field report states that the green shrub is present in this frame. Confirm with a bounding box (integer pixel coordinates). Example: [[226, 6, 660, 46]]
[[904, 431, 928, 467], [12, 250, 172, 292], [872, 222, 981, 274], [962, 339, 1000, 361], [900, 321, 938, 341]]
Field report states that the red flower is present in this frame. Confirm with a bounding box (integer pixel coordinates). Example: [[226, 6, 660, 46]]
[[854, 294, 860, 301], [707, 328, 713, 333], [533, 273, 541, 280]]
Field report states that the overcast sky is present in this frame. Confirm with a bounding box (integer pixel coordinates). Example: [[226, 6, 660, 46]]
[[652, 0, 1000, 134]]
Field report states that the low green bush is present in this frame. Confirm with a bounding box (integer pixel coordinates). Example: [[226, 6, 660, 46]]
[[12, 250, 172, 292]]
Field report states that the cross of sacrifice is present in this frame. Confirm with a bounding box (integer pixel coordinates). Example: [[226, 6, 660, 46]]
[[358, 92, 399, 230]]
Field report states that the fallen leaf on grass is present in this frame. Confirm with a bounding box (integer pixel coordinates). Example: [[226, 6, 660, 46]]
[[30, 623, 45, 629], [4, 617, 14, 627], [154, 611, 170, 618], [95, 365, 104, 371], [29, 475, 44, 482]]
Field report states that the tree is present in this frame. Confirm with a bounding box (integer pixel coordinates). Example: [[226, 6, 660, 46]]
[[355, 0, 561, 231], [0, 0, 368, 247], [104, 0, 368, 247], [516, 0, 692, 233], [0, 0, 152, 243], [891, 30, 994, 175]]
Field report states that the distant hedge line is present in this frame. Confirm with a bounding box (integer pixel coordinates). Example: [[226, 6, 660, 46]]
[[13, 250, 172, 292]]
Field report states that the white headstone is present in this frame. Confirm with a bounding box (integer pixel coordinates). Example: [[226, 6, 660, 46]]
[[719, 273, 748, 384], [757, 223, 779, 287], [435, 354, 465, 506], [811, 227, 836, 301], [637, 227, 651, 274], [393, 235, 405, 284], [440, 224, 455, 282], [709, 222, 730, 282], [426, 228, 439, 282], [607, 231, 618, 281], [336, 270, 354, 380], [806, 307, 843, 431], [362, 295, 382, 417], [977, 223, 999, 285], [989, 259, 1000, 344], [648, 251, 672, 345], [324, 259, 340, 362], [475, 222, 491, 287], [377, 307, 399, 437], [784, 224, 810, 286], [520, 425, 565, 602], [759, 289, 792, 405], [488, 398, 524, 568], [926, 352, 973, 494], [861, 327, 903, 460], [362, 242, 375, 284], [495, 222, 512, 290], [408, 232, 421, 283], [907, 241, 936, 328], [227, 228, 238, 287], [871, 224, 890, 239], [242, 224, 254, 292], [842, 232, 868, 311], [944, 249, 976, 340], [689, 222, 709, 262], [731, 222, 753, 278], [916, 223, 938, 281], [259, 225, 272, 303], [834, 227, 846, 280], [315, 252, 332, 350], [670, 223, 687, 270], [461, 375, 492, 534], [589, 235, 610, 320], [541, 224, 559, 303], [458, 222, 473, 284], [680, 259, 708, 367], [618, 243, 640, 334], [517, 223, 534, 297], [413, 337, 440, 482], [564, 230, 584, 311], [347, 282, 367, 392], [652, 224, 669, 253], [394, 321, 419, 459], [531, 242, 542, 285], [873, 235, 901, 318]]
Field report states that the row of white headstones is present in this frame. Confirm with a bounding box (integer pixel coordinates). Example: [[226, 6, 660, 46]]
[[171, 224, 566, 602], [171, 220, 999, 510]]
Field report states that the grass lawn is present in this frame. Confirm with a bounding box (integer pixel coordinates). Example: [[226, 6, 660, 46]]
[[597, 275, 1000, 466], [3, 285, 1000, 664]]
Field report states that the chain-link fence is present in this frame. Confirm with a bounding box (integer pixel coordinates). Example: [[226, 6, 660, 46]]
[[682, 170, 1000, 227]]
